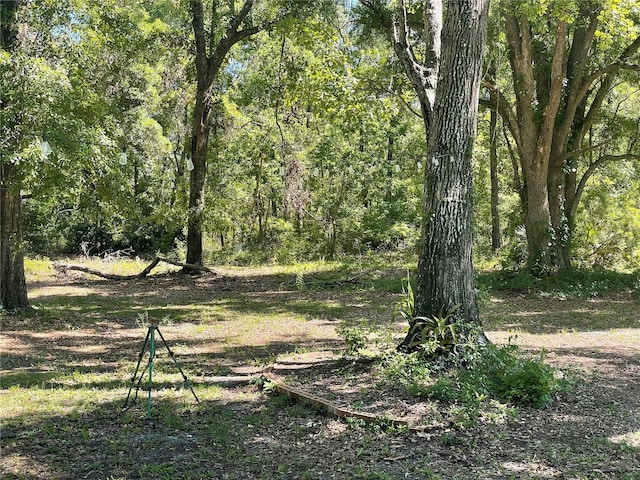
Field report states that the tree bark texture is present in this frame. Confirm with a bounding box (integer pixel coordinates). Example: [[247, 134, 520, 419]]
[[399, 0, 489, 346], [382, 0, 490, 346], [0, 0, 30, 310], [1, 163, 29, 310], [384, 0, 489, 350]]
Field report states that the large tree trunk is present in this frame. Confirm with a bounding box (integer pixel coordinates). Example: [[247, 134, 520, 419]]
[[491, 3, 640, 274], [506, 14, 567, 273], [398, 0, 490, 349], [523, 161, 553, 272], [1, 163, 29, 310], [1, 0, 30, 310]]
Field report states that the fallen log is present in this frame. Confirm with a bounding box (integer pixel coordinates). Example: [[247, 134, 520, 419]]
[[52, 256, 214, 280], [202, 372, 437, 432], [261, 373, 428, 431]]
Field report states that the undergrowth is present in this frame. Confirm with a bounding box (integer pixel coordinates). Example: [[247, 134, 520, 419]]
[[341, 273, 573, 427], [377, 341, 569, 427], [477, 268, 639, 298]]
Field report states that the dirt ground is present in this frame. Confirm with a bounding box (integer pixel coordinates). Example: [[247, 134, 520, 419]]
[[1, 267, 639, 479]]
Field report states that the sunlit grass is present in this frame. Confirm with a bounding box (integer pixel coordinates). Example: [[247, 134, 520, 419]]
[[3, 256, 640, 479], [1, 385, 120, 421], [24, 256, 181, 283], [1, 371, 224, 422]]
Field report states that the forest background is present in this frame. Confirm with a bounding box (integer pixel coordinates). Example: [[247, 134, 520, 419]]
[[2, 2, 640, 478], [1, 0, 639, 288]]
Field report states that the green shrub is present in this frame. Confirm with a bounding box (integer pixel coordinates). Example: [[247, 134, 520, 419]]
[[474, 344, 558, 407], [380, 341, 566, 428], [380, 351, 433, 397], [476, 268, 639, 298]]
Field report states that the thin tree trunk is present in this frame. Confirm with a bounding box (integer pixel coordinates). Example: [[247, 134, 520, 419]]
[[186, 0, 262, 268], [489, 106, 501, 252], [186, 117, 210, 266], [1, 0, 30, 310]]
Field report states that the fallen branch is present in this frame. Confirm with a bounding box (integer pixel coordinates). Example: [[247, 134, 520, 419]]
[[261, 373, 431, 432], [52, 256, 214, 280], [203, 371, 439, 432]]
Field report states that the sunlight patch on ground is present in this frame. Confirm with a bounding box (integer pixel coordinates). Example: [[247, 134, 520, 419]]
[[1, 454, 55, 479], [610, 430, 640, 447], [66, 344, 109, 354], [0, 387, 121, 419], [29, 285, 103, 299], [24, 329, 107, 341], [501, 460, 561, 478], [486, 328, 640, 351], [0, 335, 33, 355]]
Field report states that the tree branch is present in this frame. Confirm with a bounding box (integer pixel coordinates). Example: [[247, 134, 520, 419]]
[[206, 0, 277, 86], [389, 0, 440, 127], [482, 79, 521, 151], [503, 12, 537, 138], [387, 88, 423, 118], [571, 153, 640, 219], [537, 21, 567, 157], [562, 35, 640, 140], [578, 77, 614, 144], [558, 139, 610, 163], [53, 257, 214, 280], [228, 0, 254, 34]]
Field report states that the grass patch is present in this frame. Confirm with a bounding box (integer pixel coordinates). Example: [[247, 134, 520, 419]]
[[477, 268, 639, 298], [2, 256, 639, 479]]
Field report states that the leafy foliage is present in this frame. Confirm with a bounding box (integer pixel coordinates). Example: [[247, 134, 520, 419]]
[[467, 344, 560, 408], [477, 268, 640, 298], [4, 0, 638, 273], [379, 341, 566, 427], [391, 273, 415, 325], [336, 323, 369, 356]]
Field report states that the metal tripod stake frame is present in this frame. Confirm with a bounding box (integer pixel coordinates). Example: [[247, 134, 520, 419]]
[[123, 320, 199, 418]]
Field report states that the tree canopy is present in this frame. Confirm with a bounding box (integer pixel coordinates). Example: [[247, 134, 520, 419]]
[[2, 0, 639, 308]]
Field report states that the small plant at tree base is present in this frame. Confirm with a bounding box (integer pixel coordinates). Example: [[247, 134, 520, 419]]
[[393, 273, 463, 355], [392, 272, 415, 325], [404, 308, 459, 355]]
